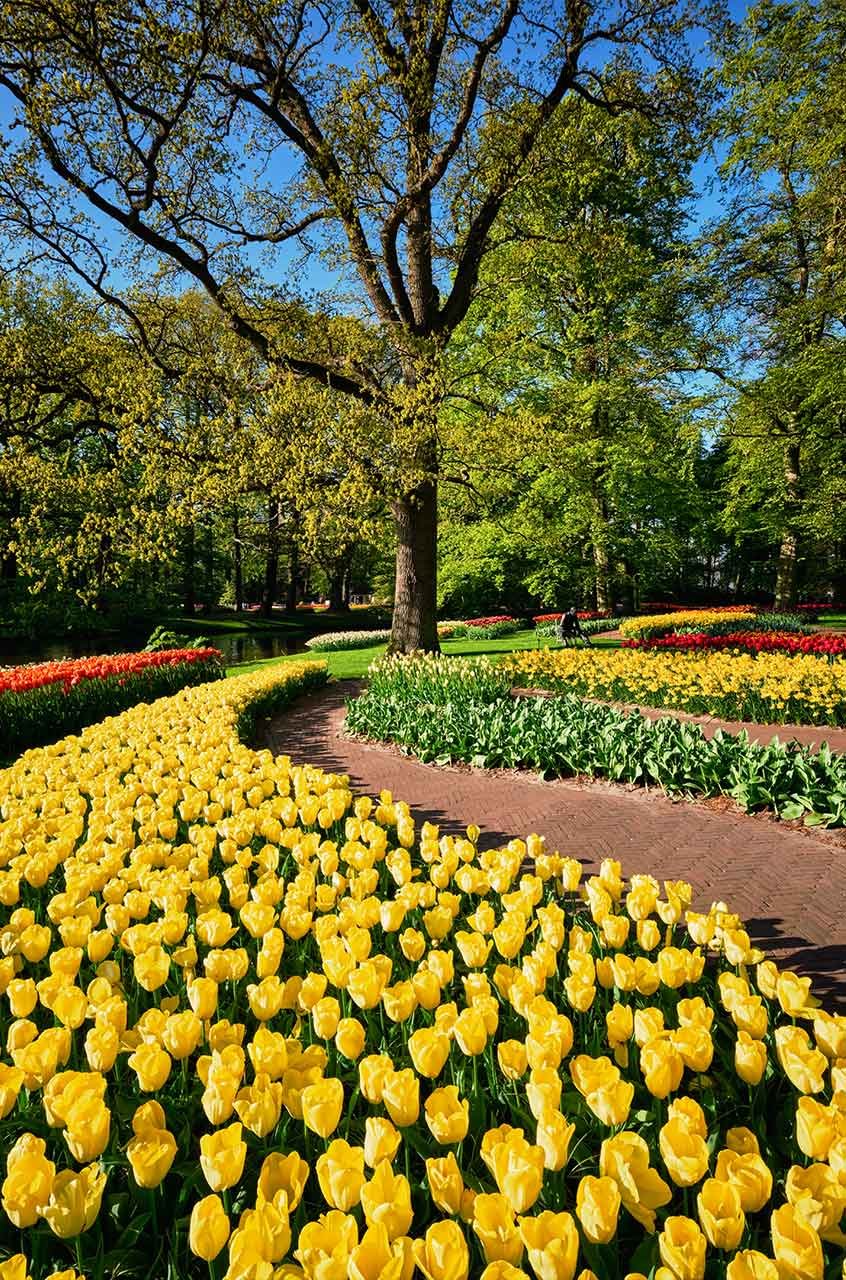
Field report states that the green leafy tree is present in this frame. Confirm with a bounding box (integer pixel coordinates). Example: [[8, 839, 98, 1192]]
[[0, 0, 701, 649], [709, 0, 846, 606]]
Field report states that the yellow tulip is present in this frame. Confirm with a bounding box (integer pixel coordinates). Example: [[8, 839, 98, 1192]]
[[600, 1132, 672, 1233], [735, 1031, 767, 1086], [257, 1151, 309, 1211], [189, 1194, 230, 1260], [490, 1135, 545, 1214], [199, 1121, 247, 1192], [770, 1203, 823, 1280], [408, 1027, 451, 1079], [360, 1160, 413, 1240], [517, 1210, 579, 1280], [425, 1086, 469, 1144], [535, 1109, 575, 1173], [575, 1176, 621, 1245], [659, 1117, 710, 1188], [317, 1139, 366, 1211], [301, 1076, 344, 1137], [714, 1149, 772, 1213], [725, 1252, 779, 1280], [359, 1054, 394, 1103], [296, 1209, 359, 1276], [414, 1220, 470, 1280], [426, 1153, 464, 1216], [42, 1164, 107, 1238], [364, 1117, 402, 1168], [774, 1026, 827, 1094], [640, 1036, 684, 1099], [335, 1017, 367, 1060], [472, 1192, 523, 1265], [127, 1041, 172, 1092], [381, 1068, 420, 1128], [349, 1223, 407, 1280], [2, 1134, 56, 1229], [696, 1177, 745, 1250], [125, 1127, 177, 1188], [657, 1216, 706, 1280]]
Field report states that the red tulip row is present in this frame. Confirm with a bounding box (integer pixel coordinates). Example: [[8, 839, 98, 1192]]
[[0, 646, 222, 696], [462, 614, 518, 627], [1, 648, 225, 758], [623, 631, 846, 657]]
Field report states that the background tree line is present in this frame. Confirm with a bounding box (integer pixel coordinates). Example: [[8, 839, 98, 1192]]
[[0, 0, 842, 645]]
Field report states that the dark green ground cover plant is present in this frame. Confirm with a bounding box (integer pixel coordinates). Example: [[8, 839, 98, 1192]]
[[346, 655, 846, 826]]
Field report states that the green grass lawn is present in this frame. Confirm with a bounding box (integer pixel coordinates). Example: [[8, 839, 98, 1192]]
[[226, 628, 622, 678]]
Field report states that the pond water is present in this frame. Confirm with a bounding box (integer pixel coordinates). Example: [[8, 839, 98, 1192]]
[[0, 629, 309, 669]]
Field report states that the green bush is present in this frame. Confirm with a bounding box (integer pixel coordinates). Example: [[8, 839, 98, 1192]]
[[346, 656, 846, 826]]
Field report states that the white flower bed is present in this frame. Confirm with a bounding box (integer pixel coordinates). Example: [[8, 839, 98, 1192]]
[[304, 628, 392, 651]]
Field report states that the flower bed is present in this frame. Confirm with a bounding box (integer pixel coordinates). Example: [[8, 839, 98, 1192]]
[[533, 613, 609, 623], [625, 631, 846, 659], [0, 648, 225, 759], [619, 611, 760, 641], [347, 654, 846, 824], [506, 647, 846, 727], [1, 659, 844, 1280], [305, 629, 392, 651], [535, 618, 633, 638]]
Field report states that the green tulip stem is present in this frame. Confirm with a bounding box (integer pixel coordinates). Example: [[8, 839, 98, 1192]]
[[75, 1236, 85, 1277]]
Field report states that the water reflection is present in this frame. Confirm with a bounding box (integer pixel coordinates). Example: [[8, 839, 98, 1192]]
[[0, 630, 308, 668]]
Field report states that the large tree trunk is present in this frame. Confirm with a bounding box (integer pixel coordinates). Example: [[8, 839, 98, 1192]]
[[261, 496, 280, 619], [390, 476, 439, 653], [774, 441, 801, 611]]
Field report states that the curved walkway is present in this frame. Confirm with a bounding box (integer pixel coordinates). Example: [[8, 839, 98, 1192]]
[[257, 682, 846, 1007]]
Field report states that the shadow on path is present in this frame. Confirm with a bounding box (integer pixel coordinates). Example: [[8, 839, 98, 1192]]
[[255, 681, 846, 1008]]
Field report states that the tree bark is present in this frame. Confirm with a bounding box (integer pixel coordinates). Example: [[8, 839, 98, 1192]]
[[261, 496, 280, 619], [183, 520, 195, 616], [284, 526, 299, 614], [233, 504, 243, 613], [774, 441, 801, 610], [590, 489, 613, 614], [390, 476, 440, 653]]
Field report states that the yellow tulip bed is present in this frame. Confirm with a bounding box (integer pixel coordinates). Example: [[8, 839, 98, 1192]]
[[618, 613, 759, 642], [1, 665, 845, 1280], [506, 647, 846, 727]]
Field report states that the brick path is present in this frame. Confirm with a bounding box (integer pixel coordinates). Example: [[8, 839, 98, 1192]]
[[257, 682, 846, 1008]]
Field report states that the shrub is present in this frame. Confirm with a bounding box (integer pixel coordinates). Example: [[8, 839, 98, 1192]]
[[0, 648, 225, 758], [145, 625, 211, 651]]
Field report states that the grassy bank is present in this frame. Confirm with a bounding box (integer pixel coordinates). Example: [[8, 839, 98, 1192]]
[[225, 628, 622, 678]]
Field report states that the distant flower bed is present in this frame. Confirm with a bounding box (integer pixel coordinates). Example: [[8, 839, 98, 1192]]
[[305, 629, 391, 651], [440, 616, 521, 640], [533, 611, 609, 623], [620, 610, 760, 641], [507, 646, 846, 727], [625, 631, 846, 658], [0, 648, 224, 758]]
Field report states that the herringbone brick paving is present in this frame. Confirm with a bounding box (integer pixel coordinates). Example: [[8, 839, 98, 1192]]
[[258, 682, 846, 1008]]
